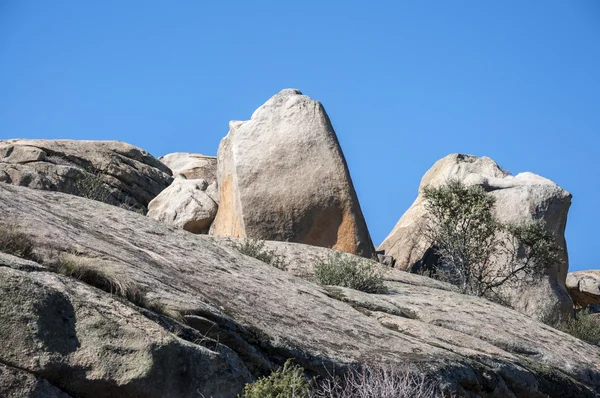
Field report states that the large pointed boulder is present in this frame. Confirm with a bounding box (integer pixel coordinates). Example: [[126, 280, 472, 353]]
[[379, 154, 573, 320], [210, 89, 374, 258]]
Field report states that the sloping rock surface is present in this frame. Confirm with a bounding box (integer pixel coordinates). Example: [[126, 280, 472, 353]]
[[147, 176, 219, 233], [210, 89, 375, 258], [1, 184, 599, 397], [379, 154, 573, 320], [159, 152, 217, 183], [0, 139, 172, 211], [567, 271, 600, 307]]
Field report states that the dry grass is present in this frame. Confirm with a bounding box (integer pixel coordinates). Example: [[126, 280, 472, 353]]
[[54, 253, 188, 324], [0, 222, 35, 260], [55, 253, 143, 302]]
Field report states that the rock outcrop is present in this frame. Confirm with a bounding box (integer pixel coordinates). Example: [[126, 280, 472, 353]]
[[379, 154, 573, 320], [147, 176, 219, 233], [1, 183, 599, 397], [211, 89, 374, 258], [567, 271, 600, 307], [159, 152, 217, 183], [0, 139, 172, 211]]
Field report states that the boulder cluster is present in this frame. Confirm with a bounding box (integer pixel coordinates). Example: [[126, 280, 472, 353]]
[[0, 89, 599, 397]]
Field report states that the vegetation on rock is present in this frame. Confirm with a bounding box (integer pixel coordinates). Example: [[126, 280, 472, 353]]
[[55, 253, 144, 302], [233, 238, 287, 270], [315, 253, 387, 294], [240, 359, 311, 398], [546, 308, 600, 346], [0, 222, 35, 260], [421, 180, 562, 301], [75, 168, 113, 204], [311, 364, 439, 398]]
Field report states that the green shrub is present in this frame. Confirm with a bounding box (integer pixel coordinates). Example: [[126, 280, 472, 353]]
[[315, 254, 387, 294], [75, 168, 112, 204], [233, 239, 287, 270], [422, 179, 562, 299], [0, 223, 35, 260], [240, 359, 311, 398], [551, 309, 600, 346]]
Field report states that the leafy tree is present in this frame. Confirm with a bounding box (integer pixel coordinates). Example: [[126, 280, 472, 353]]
[[421, 180, 562, 301]]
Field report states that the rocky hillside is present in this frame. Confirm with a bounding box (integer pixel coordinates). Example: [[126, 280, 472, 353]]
[[1, 184, 599, 397], [1, 90, 598, 397], [0, 139, 172, 212]]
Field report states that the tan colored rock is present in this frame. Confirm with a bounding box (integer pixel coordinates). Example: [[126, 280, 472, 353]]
[[159, 152, 217, 183], [1, 184, 599, 396], [147, 176, 219, 233], [211, 89, 374, 258], [379, 154, 573, 320], [0, 139, 172, 211], [567, 271, 600, 307]]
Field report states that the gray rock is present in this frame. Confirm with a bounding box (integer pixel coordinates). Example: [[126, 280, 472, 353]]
[[1, 184, 598, 396], [147, 176, 219, 233], [0, 363, 71, 398], [211, 89, 375, 258], [0, 139, 173, 211], [379, 154, 573, 320], [567, 271, 600, 307], [0, 256, 251, 398], [159, 152, 217, 183]]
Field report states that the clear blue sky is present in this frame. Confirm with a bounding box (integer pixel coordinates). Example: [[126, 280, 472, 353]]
[[1, 1, 598, 272]]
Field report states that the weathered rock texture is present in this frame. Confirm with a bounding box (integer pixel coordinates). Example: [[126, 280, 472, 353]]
[[0, 362, 71, 398], [147, 176, 219, 233], [1, 184, 599, 397], [210, 89, 375, 258], [0, 139, 172, 211], [379, 154, 573, 320], [567, 271, 600, 307], [159, 152, 217, 183]]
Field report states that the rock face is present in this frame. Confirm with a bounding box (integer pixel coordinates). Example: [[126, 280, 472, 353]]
[[1, 183, 599, 397], [211, 89, 375, 258], [567, 271, 600, 307], [379, 154, 573, 320], [159, 152, 217, 183], [0, 139, 172, 211], [147, 176, 219, 233]]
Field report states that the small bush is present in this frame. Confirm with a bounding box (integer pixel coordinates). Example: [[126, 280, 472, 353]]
[[233, 239, 287, 270], [311, 364, 440, 398], [550, 309, 600, 346], [240, 359, 311, 398], [75, 169, 112, 204], [0, 223, 35, 260], [315, 254, 387, 294]]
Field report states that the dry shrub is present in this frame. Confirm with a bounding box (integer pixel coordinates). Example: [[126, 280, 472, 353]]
[[311, 364, 440, 398]]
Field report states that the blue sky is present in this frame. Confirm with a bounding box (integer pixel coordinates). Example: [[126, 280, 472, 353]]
[[1, 1, 598, 272]]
